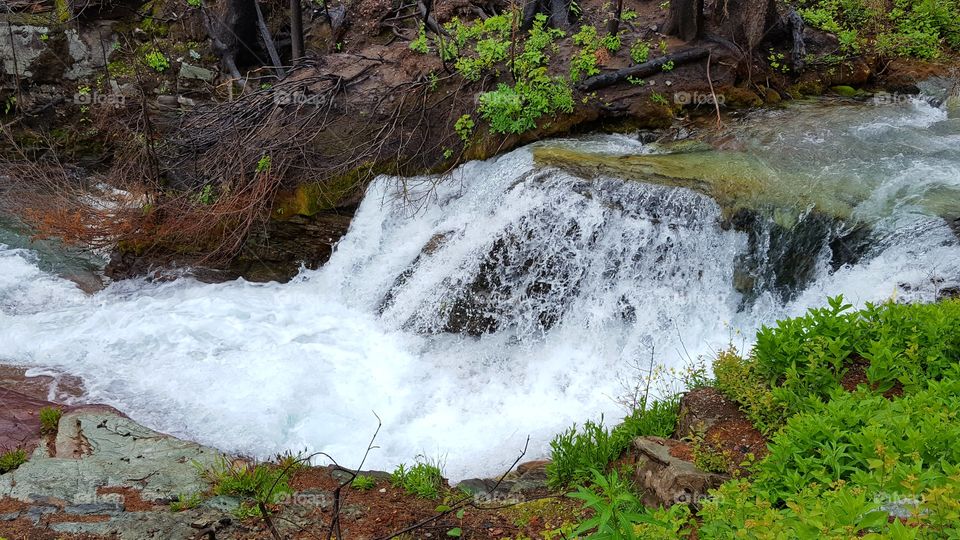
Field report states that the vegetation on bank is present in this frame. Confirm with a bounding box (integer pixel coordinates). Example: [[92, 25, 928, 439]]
[[549, 297, 960, 539], [797, 0, 960, 59]]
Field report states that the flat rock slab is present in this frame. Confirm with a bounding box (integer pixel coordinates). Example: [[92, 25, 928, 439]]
[[0, 409, 218, 506]]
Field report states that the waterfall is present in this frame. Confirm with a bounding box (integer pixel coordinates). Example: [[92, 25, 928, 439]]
[[1, 99, 958, 480]]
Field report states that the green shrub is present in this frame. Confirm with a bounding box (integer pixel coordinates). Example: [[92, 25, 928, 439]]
[[143, 50, 169, 72], [753, 297, 960, 416], [391, 459, 443, 499], [755, 379, 960, 504], [0, 449, 27, 474], [454, 114, 474, 143], [351, 474, 376, 490], [797, 0, 960, 59], [39, 407, 63, 435], [713, 349, 787, 435], [630, 40, 650, 64]]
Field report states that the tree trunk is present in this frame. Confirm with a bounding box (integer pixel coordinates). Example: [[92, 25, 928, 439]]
[[521, 0, 571, 31], [664, 0, 703, 42], [606, 0, 623, 36], [290, 0, 304, 60]]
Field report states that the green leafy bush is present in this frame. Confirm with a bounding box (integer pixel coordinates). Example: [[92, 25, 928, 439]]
[[391, 459, 443, 499], [630, 40, 650, 64], [351, 474, 376, 490], [797, 0, 960, 58], [755, 379, 960, 504], [713, 349, 787, 435], [454, 114, 475, 143], [143, 50, 170, 72]]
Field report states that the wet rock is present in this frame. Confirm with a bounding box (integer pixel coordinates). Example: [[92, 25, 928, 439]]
[[632, 436, 729, 508], [0, 386, 55, 455], [199, 495, 241, 513], [178, 62, 216, 82], [0, 409, 218, 505], [508, 464, 549, 496], [947, 95, 960, 119], [25, 505, 57, 525], [831, 85, 858, 98], [64, 502, 123, 515]]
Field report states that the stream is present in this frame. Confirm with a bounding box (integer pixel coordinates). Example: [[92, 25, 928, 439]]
[[1, 96, 958, 480]]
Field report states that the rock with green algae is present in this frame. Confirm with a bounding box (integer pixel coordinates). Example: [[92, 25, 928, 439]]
[[831, 85, 858, 98], [947, 95, 960, 119], [532, 146, 865, 222]]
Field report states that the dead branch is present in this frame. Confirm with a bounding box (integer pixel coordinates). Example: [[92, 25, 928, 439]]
[[578, 47, 710, 91]]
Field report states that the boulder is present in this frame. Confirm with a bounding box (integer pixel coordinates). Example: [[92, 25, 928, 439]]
[[632, 436, 728, 508]]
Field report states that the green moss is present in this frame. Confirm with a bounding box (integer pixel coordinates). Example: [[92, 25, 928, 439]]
[[53, 0, 71, 23], [272, 168, 366, 219], [830, 85, 858, 97]]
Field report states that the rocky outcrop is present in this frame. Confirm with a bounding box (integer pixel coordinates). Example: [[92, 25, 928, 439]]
[[457, 459, 551, 502], [632, 436, 728, 508]]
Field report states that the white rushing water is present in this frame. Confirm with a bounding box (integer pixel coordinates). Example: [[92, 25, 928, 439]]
[[1, 98, 959, 480]]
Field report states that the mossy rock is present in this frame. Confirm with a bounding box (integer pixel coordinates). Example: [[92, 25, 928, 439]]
[[831, 85, 858, 98], [946, 95, 960, 119], [761, 88, 782, 104], [722, 87, 764, 108], [531, 146, 863, 222], [272, 169, 364, 219]]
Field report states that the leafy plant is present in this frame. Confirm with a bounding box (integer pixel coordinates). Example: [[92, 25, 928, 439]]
[[630, 40, 650, 64], [568, 470, 662, 539], [548, 397, 679, 488], [201, 456, 292, 517], [650, 92, 669, 105], [661, 60, 675, 72], [391, 459, 444, 499], [39, 407, 63, 435], [410, 23, 430, 54], [255, 155, 272, 174], [454, 114, 475, 143], [689, 432, 730, 474], [0, 449, 27, 474], [352, 474, 376, 490], [170, 492, 203, 511], [144, 50, 170, 72]]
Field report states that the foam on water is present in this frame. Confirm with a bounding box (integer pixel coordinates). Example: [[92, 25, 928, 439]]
[[1, 99, 958, 480]]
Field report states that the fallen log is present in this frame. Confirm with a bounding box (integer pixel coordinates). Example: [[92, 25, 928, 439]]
[[577, 47, 710, 91]]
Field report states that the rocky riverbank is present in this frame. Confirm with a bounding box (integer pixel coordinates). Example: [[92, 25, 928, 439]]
[[0, 363, 769, 539]]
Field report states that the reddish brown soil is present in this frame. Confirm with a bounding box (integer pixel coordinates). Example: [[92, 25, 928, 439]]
[[221, 465, 584, 539], [95, 487, 160, 512], [671, 387, 769, 475], [840, 359, 904, 398]]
